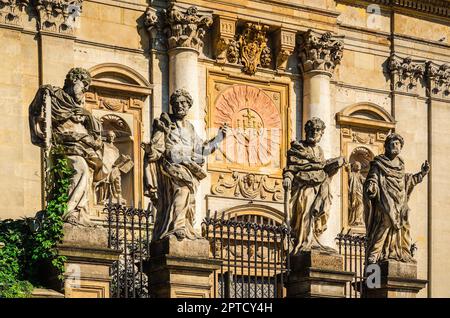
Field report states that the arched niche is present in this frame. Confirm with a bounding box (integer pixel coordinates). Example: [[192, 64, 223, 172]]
[[336, 103, 395, 233], [84, 63, 152, 218], [210, 203, 285, 226]]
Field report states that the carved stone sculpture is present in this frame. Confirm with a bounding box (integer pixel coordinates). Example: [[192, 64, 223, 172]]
[[348, 162, 365, 226], [94, 130, 133, 205], [29, 68, 103, 226], [283, 118, 346, 254], [35, 0, 83, 33], [363, 133, 430, 264], [0, 0, 28, 25], [142, 89, 228, 241]]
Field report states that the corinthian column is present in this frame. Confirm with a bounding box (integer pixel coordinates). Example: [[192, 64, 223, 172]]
[[165, 4, 213, 128], [298, 30, 344, 157]]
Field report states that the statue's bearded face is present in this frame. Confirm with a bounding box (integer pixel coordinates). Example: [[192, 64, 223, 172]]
[[386, 139, 402, 157], [305, 125, 324, 144], [172, 95, 191, 119], [71, 79, 87, 104]]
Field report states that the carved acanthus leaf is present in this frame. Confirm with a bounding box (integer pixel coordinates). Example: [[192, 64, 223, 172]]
[[35, 0, 83, 33], [426, 62, 450, 96], [165, 4, 213, 51], [389, 54, 425, 90], [211, 172, 283, 202], [0, 0, 28, 25], [144, 6, 166, 50], [298, 29, 344, 75]]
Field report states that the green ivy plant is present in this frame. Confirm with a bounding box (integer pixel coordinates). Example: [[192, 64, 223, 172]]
[[0, 146, 72, 297]]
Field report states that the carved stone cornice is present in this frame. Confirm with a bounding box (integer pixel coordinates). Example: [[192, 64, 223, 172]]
[[211, 172, 283, 202], [274, 28, 295, 71], [426, 61, 450, 97], [0, 0, 28, 26], [165, 4, 213, 52], [389, 54, 425, 91], [34, 0, 83, 34], [297, 29, 344, 76]]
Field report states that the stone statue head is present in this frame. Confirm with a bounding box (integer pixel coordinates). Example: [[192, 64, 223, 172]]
[[170, 89, 193, 119], [106, 130, 116, 143], [351, 161, 361, 172], [304, 117, 326, 145], [63, 67, 92, 104], [384, 133, 404, 158]]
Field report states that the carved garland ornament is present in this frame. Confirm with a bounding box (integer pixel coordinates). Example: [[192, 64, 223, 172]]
[[297, 29, 344, 75], [211, 172, 283, 202]]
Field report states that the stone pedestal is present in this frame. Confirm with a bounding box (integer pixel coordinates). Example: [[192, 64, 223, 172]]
[[286, 247, 354, 298], [147, 236, 221, 298], [364, 260, 427, 298], [54, 224, 121, 298]]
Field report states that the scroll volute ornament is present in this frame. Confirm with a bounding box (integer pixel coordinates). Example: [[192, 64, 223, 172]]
[[165, 4, 213, 52], [298, 29, 344, 75]]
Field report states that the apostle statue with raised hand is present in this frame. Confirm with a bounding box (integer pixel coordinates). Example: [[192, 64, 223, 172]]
[[142, 88, 229, 241], [364, 133, 430, 264], [283, 117, 346, 254], [29, 68, 103, 226]]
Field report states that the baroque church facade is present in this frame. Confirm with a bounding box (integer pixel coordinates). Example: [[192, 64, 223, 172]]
[[1, 0, 450, 297]]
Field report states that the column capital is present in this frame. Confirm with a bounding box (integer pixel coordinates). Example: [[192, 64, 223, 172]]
[[274, 28, 296, 71], [426, 61, 450, 97], [35, 0, 83, 34], [0, 0, 28, 27], [165, 4, 213, 52], [389, 54, 425, 91], [297, 29, 344, 76]]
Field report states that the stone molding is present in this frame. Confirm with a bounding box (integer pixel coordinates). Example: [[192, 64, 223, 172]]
[[297, 29, 344, 76], [0, 0, 28, 26], [34, 0, 83, 34], [274, 28, 296, 71], [389, 54, 425, 91]]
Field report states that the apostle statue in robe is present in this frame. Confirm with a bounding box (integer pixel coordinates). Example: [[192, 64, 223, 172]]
[[142, 89, 229, 241], [348, 161, 365, 226], [363, 133, 430, 264], [29, 68, 103, 226], [283, 117, 346, 254]]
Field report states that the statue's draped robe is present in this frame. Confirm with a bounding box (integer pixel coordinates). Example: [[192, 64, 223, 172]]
[[95, 142, 121, 203], [144, 113, 212, 240], [363, 155, 423, 263], [29, 85, 103, 225], [348, 170, 365, 226], [283, 140, 336, 254]]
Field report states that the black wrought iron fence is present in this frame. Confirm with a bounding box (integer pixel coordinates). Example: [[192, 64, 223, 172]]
[[202, 211, 291, 298], [105, 202, 154, 298], [335, 231, 367, 298]]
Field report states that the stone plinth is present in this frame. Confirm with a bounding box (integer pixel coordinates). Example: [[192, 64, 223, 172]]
[[31, 288, 65, 298], [147, 236, 221, 298], [286, 247, 354, 298], [54, 224, 121, 298], [364, 260, 427, 298]]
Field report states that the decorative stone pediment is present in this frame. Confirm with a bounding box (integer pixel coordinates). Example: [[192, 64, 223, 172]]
[[0, 0, 28, 25], [164, 4, 213, 52], [297, 29, 344, 75], [426, 62, 450, 98], [35, 0, 83, 34], [389, 54, 425, 91]]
